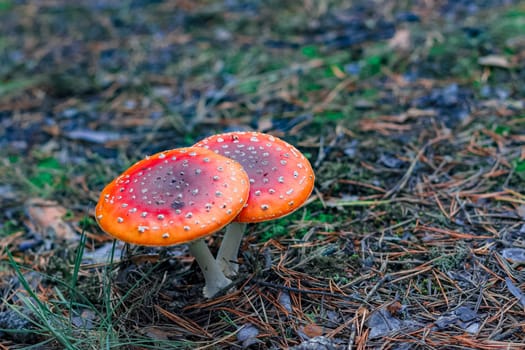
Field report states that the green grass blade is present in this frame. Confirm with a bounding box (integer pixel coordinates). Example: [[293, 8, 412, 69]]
[[6, 250, 76, 350]]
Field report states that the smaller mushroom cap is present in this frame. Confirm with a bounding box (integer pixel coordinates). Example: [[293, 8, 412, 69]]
[[95, 147, 250, 246], [194, 132, 315, 223]]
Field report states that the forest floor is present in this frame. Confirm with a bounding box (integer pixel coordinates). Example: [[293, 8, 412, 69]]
[[0, 0, 524, 349]]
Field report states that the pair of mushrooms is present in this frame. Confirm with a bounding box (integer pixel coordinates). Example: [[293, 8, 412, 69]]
[[95, 131, 315, 297]]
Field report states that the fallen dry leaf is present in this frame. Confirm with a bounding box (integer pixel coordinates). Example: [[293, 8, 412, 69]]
[[302, 323, 323, 338], [25, 198, 78, 242], [388, 28, 411, 51], [386, 301, 403, 315], [140, 326, 170, 341], [359, 120, 412, 135], [478, 55, 514, 68]]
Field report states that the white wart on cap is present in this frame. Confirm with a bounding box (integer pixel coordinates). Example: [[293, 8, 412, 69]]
[[95, 147, 250, 246], [194, 132, 315, 223]]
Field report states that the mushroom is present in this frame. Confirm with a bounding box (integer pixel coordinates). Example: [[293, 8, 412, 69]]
[[95, 147, 250, 298], [194, 131, 315, 276]]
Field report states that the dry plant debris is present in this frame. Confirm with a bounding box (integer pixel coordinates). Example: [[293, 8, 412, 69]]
[[0, 0, 524, 349]]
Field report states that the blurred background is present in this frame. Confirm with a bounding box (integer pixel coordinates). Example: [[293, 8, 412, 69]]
[[0, 0, 524, 349]]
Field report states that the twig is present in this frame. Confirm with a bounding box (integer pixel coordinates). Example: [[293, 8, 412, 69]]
[[384, 135, 449, 198], [347, 323, 356, 350], [252, 280, 367, 303]]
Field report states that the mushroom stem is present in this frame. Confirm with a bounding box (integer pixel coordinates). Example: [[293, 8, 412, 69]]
[[188, 239, 232, 298], [216, 222, 247, 277]]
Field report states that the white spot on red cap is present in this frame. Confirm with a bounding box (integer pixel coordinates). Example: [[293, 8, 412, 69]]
[[193, 132, 315, 223], [95, 147, 250, 246]]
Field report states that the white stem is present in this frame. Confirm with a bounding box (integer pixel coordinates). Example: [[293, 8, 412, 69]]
[[188, 239, 231, 298], [215, 222, 247, 277]]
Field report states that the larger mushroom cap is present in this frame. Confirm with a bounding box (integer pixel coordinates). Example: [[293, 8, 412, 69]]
[[95, 147, 250, 246], [194, 132, 315, 223]]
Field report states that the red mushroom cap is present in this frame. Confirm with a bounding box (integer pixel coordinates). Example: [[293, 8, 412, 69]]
[[95, 147, 250, 246], [194, 132, 315, 223]]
